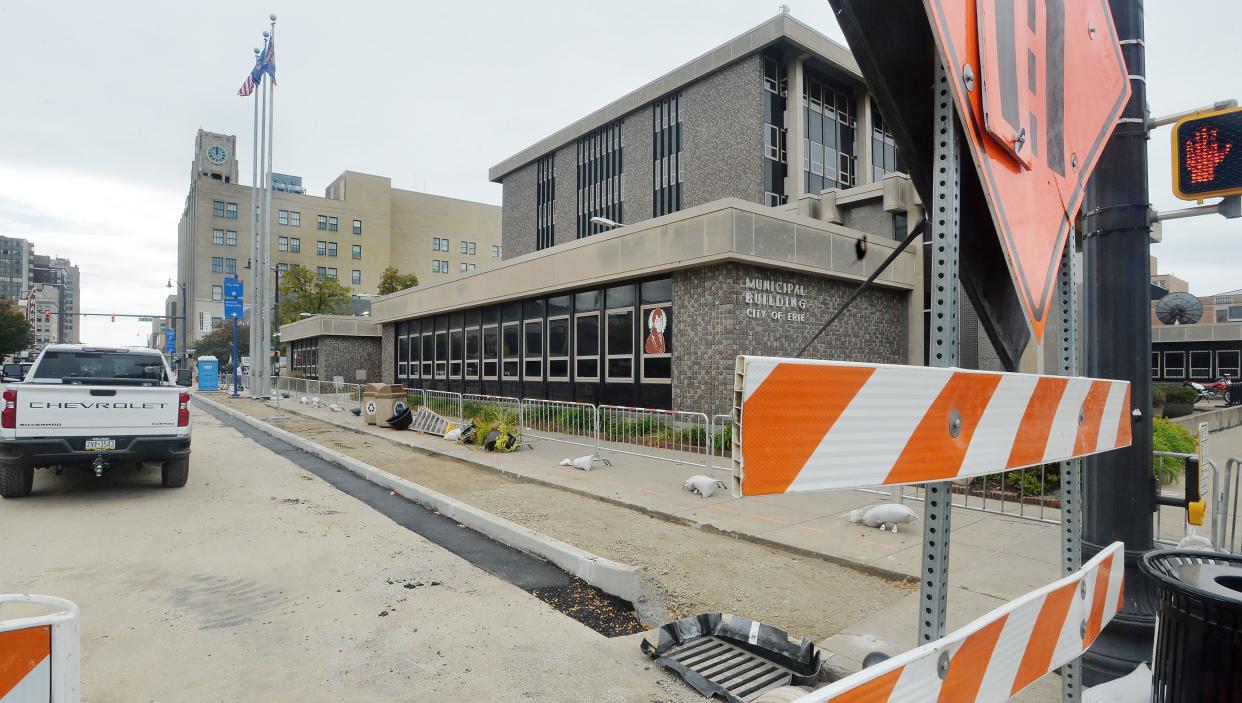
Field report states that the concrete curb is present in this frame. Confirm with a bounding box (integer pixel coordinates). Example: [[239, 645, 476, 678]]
[[194, 394, 669, 625]]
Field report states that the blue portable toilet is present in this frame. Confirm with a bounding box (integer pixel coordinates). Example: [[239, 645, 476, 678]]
[[196, 355, 220, 392]]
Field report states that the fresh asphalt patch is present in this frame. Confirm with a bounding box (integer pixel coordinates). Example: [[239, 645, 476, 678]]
[[202, 404, 644, 636]]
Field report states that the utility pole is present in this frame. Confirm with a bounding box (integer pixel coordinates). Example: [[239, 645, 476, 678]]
[[1081, 0, 1154, 685]]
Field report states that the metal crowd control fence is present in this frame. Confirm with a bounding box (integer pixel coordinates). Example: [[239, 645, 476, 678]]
[[421, 389, 464, 422], [0, 594, 80, 702], [461, 393, 522, 428], [709, 414, 733, 476], [859, 464, 1062, 525], [520, 398, 599, 454], [596, 405, 711, 468]]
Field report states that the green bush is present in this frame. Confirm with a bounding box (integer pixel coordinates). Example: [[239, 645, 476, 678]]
[[1152, 417, 1196, 483], [1154, 383, 1198, 405], [978, 467, 1060, 497]]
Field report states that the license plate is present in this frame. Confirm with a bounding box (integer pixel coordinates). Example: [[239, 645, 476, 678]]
[[85, 438, 116, 451]]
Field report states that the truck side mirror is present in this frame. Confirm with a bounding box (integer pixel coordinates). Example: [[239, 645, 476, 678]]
[[176, 369, 193, 387]]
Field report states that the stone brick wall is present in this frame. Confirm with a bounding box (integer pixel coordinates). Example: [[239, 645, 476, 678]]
[[841, 201, 898, 240], [501, 161, 537, 259], [553, 146, 577, 246], [381, 325, 395, 384], [682, 55, 765, 209], [673, 262, 909, 415], [622, 110, 653, 223], [317, 336, 383, 385]]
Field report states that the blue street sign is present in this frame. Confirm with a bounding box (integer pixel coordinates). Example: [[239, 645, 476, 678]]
[[165, 327, 176, 353], [223, 299, 244, 319], [223, 277, 243, 301]]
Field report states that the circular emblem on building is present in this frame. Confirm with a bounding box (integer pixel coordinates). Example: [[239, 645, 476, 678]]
[[207, 145, 228, 164], [365, 400, 376, 415], [393, 401, 408, 415]]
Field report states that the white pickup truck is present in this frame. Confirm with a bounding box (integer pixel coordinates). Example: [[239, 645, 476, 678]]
[[0, 344, 193, 498]]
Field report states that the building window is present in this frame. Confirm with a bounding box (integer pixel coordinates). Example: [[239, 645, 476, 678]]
[[352, 219, 362, 235], [327, 242, 337, 257], [211, 256, 224, 273], [327, 267, 337, 279], [420, 332, 433, 378], [468, 242, 477, 255], [640, 279, 672, 383], [606, 308, 634, 381], [482, 324, 498, 379], [460, 241, 469, 255], [225, 258, 237, 274], [290, 211, 300, 226], [351, 269, 361, 285], [536, 154, 556, 250], [1190, 351, 1213, 379], [328, 216, 338, 232], [653, 93, 684, 217], [317, 241, 327, 256], [450, 327, 463, 379], [803, 69, 857, 194], [546, 315, 570, 380], [892, 212, 908, 241], [1151, 352, 1160, 378], [763, 53, 789, 206], [397, 323, 410, 380], [213, 200, 225, 217], [465, 326, 481, 378], [523, 319, 543, 380], [1163, 351, 1186, 379], [277, 262, 288, 272], [316, 266, 326, 279], [226, 202, 238, 220], [501, 321, 520, 379], [211, 285, 223, 302], [576, 121, 624, 238], [226, 230, 237, 246], [871, 100, 906, 181], [434, 329, 448, 378], [459, 263, 478, 274], [278, 236, 289, 251], [278, 210, 289, 225], [492, 245, 502, 258], [1219, 351, 1240, 378], [290, 237, 301, 253], [316, 215, 327, 230], [212, 229, 225, 245], [433, 238, 440, 252], [352, 244, 361, 259], [1230, 305, 1242, 321]]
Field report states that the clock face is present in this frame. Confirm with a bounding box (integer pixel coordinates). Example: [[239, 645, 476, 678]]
[[206, 145, 227, 164]]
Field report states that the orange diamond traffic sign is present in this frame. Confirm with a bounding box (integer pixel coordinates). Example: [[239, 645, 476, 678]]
[[924, 0, 1130, 341]]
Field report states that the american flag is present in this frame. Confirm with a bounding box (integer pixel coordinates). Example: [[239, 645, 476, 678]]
[[238, 70, 259, 97], [237, 38, 270, 97]]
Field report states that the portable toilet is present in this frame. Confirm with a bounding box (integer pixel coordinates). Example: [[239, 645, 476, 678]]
[[196, 356, 220, 392]]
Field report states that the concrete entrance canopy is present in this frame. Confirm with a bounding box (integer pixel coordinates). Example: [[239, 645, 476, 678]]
[[372, 190, 922, 415], [279, 314, 381, 383]]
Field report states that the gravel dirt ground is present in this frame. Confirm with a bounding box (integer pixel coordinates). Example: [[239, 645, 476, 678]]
[[217, 396, 912, 642], [1, 411, 707, 702]]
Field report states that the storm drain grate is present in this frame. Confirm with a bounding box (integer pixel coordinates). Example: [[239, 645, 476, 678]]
[[664, 636, 798, 702]]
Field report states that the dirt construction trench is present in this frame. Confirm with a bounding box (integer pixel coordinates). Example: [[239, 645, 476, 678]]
[[215, 398, 912, 642]]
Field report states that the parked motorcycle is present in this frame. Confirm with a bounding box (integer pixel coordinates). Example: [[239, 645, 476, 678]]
[[1185, 376, 1233, 403]]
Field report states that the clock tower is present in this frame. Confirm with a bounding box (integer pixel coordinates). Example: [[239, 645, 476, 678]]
[[193, 129, 239, 184]]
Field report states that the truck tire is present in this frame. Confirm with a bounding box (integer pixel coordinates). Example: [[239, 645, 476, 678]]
[[0, 465, 33, 498], [162, 458, 189, 488]]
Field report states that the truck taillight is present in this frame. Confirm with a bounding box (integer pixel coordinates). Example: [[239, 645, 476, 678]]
[[178, 392, 190, 427], [1, 388, 15, 429]]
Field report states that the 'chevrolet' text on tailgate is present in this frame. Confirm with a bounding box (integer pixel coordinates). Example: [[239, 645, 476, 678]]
[[28, 402, 169, 410]]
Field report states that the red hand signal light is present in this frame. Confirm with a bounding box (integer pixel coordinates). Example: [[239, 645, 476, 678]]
[[1185, 127, 1233, 184]]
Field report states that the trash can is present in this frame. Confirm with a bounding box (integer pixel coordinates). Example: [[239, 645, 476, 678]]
[[361, 383, 386, 425], [1227, 381, 1242, 407], [196, 356, 220, 392], [1140, 550, 1242, 701], [373, 384, 410, 428]]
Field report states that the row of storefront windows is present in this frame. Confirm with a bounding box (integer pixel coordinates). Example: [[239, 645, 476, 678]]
[[394, 279, 672, 404], [289, 338, 319, 379], [1152, 349, 1240, 380]]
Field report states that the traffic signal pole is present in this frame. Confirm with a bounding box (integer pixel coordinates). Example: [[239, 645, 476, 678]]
[[1081, 0, 1155, 685]]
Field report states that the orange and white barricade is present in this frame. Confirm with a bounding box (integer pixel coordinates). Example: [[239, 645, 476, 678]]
[[0, 595, 79, 703], [790, 541, 1125, 702], [732, 356, 1132, 496]]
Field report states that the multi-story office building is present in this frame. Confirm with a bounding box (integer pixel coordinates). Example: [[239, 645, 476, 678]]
[[0, 237, 33, 306], [355, 13, 930, 414], [29, 284, 60, 349], [32, 255, 81, 344], [175, 129, 501, 350]]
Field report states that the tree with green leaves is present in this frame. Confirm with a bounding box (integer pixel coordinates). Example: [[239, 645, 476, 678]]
[[0, 303, 32, 358], [278, 267, 353, 325], [377, 266, 419, 295], [193, 322, 249, 370]]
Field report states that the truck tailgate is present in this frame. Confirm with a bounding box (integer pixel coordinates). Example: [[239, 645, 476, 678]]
[[13, 385, 181, 438]]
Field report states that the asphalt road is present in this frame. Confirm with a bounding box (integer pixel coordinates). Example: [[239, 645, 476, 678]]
[[0, 410, 698, 702]]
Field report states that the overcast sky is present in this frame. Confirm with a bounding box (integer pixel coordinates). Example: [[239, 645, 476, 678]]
[[0, 0, 1237, 348]]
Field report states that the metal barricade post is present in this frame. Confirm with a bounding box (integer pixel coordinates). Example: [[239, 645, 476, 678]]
[[520, 398, 598, 453]]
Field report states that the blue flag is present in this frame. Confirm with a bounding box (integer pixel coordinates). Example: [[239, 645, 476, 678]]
[[260, 37, 277, 85]]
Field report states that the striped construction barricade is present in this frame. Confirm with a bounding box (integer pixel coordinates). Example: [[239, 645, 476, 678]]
[[732, 356, 1132, 496], [0, 595, 79, 703], [789, 541, 1125, 702]]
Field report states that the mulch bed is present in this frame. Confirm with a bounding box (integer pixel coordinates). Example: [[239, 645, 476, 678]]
[[528, 576, 645, 638]]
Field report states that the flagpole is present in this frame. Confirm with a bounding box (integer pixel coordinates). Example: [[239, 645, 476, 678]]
[[256, 38, 270, 398], [261, 14, 277, 399], [249, 45, 261, 396]]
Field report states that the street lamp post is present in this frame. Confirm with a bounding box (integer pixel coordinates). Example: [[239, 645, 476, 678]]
[[165, 278, 187, 368], [589, 216, 623, 230]]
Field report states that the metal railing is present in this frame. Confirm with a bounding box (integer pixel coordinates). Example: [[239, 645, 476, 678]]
[[860, 464, 1062, 525], [709, 414, 733, 477], [422, 389, 464, 422], [596, 405, 711, 468], [521, 398, 599, 454], [461, 393, 523, 434]]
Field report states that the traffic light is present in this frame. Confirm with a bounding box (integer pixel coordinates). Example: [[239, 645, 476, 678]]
[[111, 314, 116, 322], [1172, 106, 1242, 201]]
